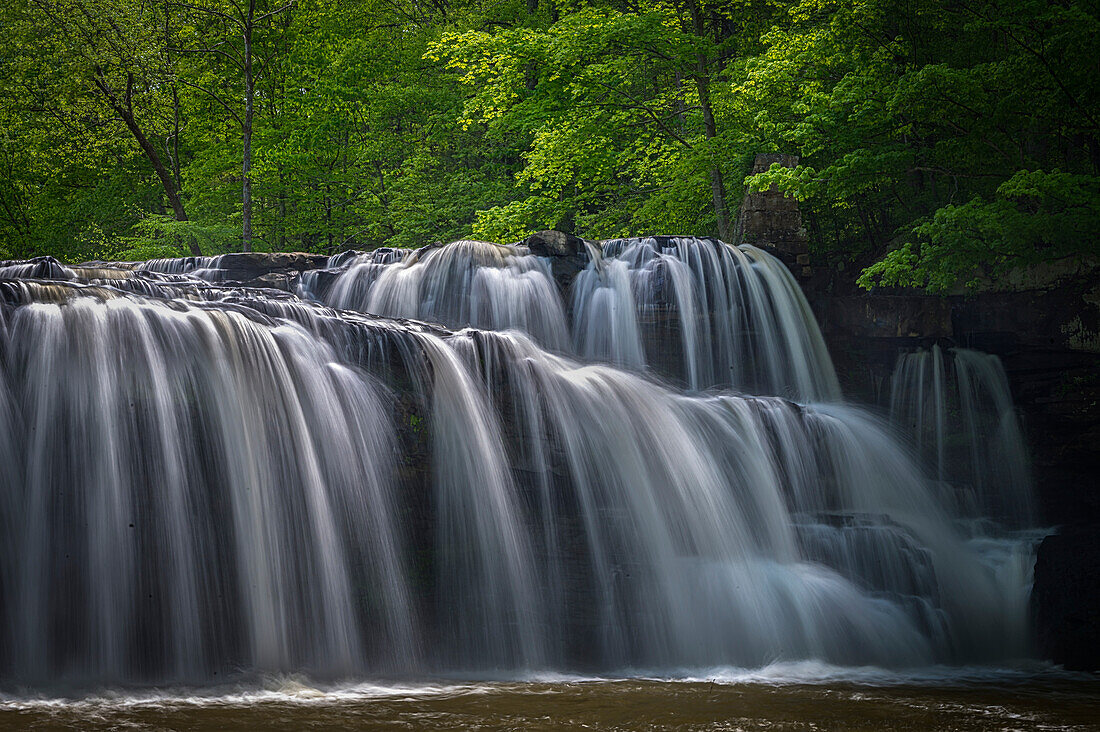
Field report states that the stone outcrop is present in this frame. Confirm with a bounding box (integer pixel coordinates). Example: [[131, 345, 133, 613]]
[[523, 230, 592, 292], [736, 154, 811, 279], [204, 252, 330, 290]]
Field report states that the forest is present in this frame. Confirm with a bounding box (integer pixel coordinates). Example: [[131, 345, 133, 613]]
[[1, 0, 1097, 292]]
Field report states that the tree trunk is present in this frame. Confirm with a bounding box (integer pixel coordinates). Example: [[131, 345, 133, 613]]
[[94, 70, 201, 255], [277, 177, 287, 250], [685, 0, 732, 243], [241, 0, 255, 253], [170, 85, 183, 193]]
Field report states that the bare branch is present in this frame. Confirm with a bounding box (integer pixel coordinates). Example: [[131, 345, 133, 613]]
[[175, 78, 243, 126], [255, 1, 295, 23], [168, 43, 245, 70], [595, 81, 695, 149]]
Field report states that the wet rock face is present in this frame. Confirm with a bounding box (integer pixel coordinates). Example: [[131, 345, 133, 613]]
[[524, 230, 587, 258], [522, 230, 592, 293], [1032, 528, 1100, 671], [807, 280, 1100, 528], [212, 252, 330, 289], [800, 262, 1100, 672]]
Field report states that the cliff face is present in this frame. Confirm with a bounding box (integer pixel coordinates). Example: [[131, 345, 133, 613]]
[[803, 275, 1100, 529], [736, 158, 1100, 533], [736, 173, 1100, 669], [1032, 527, 1100, 671], [808, 278, 1100, 670], [734, 153, 1100, 669]]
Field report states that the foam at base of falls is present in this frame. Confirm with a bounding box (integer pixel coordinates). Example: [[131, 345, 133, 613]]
[[1, 661, 1087, 705]]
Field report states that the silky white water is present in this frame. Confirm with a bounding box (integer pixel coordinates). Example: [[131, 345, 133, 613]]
[[303, 237, 838, 399], [889, 344, 1035, 526], [0, 241, 1039, 688]]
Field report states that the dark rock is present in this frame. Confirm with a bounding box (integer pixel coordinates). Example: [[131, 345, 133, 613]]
[[0, 256, 73, 280], [736, 154, 810, 276], [524, 229, 588, 258], [523, 230, 593, 292], [216, 252, 329, 281], [225, 272, 293, 291], [820, 295, 954, 340], [1032, 527, 1100, 671]]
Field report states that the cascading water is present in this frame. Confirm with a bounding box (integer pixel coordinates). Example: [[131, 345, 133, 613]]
[[301, 237, 839, 399], [319, 242, 571, 353], [889, 344, 1035, 526], [0, 285, 418, 683], [450, 330, 1030, 668], [136, 255, 227, 279], [0, 240, 1039, 688], [573, 238, 839, 399]]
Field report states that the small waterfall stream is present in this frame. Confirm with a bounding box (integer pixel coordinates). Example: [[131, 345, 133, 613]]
[[572, 238, 838, 399], [0, 239, 1040, 686], [889, 344, 1035, 526]]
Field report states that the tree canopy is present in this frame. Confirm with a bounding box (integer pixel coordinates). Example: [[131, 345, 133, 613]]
[[1, 0, 1096, 290]]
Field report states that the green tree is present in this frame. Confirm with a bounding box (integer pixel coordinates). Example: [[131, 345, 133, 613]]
[[171, 0, 294, 251], [0, 0, 200, 255], [741, 0, 1100, 291]]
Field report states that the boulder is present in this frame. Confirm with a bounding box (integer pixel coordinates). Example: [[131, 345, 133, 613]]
[[523, 230, 592, 292], [215, 252, 329, 281], [524, 229, 588, 258]]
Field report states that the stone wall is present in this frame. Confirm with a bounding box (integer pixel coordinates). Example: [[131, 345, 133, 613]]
[[736, 153, 811, 280]]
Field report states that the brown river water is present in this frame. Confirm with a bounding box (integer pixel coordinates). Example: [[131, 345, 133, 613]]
[[3, 667, 1098, 731]]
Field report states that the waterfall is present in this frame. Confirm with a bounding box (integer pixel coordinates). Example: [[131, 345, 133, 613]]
[[301, 237, 839, 400], [889, 345, 1035, 526], [0, 286, 416, 683], [573, 238, 839, 399], [322, 242, 571, 353], [0, 257, 74, 280], [0, 240, 1037, 686], [136, 255, 226, 279]]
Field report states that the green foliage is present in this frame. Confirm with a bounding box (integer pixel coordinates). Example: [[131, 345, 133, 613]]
[[430, 4, 740, 240], [858, 171, 1100, 291], [106, 215, 240, 261], [742, 0, 1100, 290], [0, 0, 1094, 287]]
